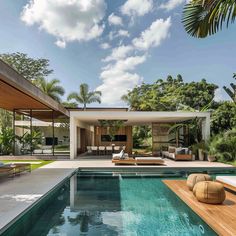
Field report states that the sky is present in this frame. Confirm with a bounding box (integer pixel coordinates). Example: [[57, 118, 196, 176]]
[[0, 0, 235, 106]]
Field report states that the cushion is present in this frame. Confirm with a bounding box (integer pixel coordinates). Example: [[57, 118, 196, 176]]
[[112, 154, 121, 160], [135, 157, 163, 160], [193, 181, 226, 204], [168, 146, 176, 153], [176, 148, 186, 155], [187, 173, 212, 191], [119, 150, 125, 159], [0, 162, 4, 166]]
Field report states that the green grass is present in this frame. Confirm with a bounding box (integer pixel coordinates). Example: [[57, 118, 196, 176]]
[[1, 160, 54, 171], [225, 161, 236, 167]]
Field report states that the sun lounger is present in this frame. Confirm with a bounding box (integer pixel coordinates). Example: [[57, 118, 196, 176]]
[[216, 176, 236, 192], [0, 166, 15, 178], [112, 157, 165, 165], [135, 157, 165, 165], [0, 162, 31, 176], [10, 163, 31, 174]]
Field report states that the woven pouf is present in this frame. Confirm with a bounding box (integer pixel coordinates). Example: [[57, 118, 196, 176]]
[[193, 181, 226, 204], [187, 173, 212, 191]]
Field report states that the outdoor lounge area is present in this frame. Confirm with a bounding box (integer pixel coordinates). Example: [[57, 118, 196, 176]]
[[69, 108, 210, 161], [1, 0, 236, 233]]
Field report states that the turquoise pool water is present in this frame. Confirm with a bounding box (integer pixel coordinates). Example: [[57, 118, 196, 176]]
[[2, 172, 219, 236]]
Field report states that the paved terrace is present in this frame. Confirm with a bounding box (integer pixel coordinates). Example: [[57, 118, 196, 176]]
[[0, 158, 234, 233]]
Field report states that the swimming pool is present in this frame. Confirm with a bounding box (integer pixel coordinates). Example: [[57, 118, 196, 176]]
[[1, 171, 227, 236]]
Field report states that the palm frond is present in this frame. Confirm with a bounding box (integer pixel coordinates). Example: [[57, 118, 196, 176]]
[[182, 0, 236, 38]]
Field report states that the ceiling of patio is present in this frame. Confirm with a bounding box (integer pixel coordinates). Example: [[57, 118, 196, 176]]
[[71, 111, 209, 125]]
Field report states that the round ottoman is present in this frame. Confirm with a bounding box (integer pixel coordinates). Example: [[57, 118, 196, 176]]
[[193, 181, 226, 204], [187, 173, 212, 191]]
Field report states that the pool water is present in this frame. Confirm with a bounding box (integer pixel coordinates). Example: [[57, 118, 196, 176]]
[[2, 172, 217, 236]]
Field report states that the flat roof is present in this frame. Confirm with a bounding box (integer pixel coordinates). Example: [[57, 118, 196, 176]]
[[0, 59, 69, 118], [70, 110, 210, 125]]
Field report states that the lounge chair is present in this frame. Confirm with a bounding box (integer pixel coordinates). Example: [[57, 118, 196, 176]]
[[0, 162, 31, 176], [135, 157, 165, 165], [216, 176, 236, 192], [0, 166, 15, 178], [10, 163, 31, 174], [112, 157, 165, 165]]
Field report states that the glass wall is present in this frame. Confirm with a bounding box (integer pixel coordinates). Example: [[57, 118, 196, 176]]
[[13, 109, 69, 156]]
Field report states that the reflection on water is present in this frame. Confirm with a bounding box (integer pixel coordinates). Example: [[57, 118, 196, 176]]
[[3, 173, 217, 236]]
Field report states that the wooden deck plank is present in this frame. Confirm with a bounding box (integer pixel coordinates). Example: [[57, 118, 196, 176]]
[[163, 180, 236, 236]]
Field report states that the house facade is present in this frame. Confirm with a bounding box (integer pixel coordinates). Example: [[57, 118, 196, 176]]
[[0, 59, 210, 159]]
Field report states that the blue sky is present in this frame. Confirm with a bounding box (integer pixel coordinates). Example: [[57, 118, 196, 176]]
[[0, 0, 235, 106]]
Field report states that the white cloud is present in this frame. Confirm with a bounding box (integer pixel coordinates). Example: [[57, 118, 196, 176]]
[[100, 42, 111, 49], [97, 56, 146, 104], [160, 0, 186, 11], [121, 0, 153, 17], [103, 45, 133, 62], [117, 30, 130, 37], [21, 0, 106, 47], [132, 17, 171, 50], [108, 30, 130, 41], [55, 39, 66, 48], [108, 13, 123, 26], [97, 17, 171, 105]]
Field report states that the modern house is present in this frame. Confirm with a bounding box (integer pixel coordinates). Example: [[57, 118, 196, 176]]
[[0, 59, 210, 159]]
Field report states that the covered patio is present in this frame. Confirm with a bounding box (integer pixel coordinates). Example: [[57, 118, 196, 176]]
[[69, 108, 210, 160], [0, 59, 70, 157]]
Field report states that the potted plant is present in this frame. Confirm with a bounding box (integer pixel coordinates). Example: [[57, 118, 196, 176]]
[[204, 138, 217, 162], [191, 141, 206, 161]]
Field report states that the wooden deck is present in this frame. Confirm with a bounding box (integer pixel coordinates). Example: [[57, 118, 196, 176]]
[[163, 180, 236, 236]]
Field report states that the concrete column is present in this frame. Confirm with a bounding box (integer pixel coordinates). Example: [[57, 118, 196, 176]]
[[70, 116, 77, 159], [70, 175, 77, 211], [201, 114, 211, 141]]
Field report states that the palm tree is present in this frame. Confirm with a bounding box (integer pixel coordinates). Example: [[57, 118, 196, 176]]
[[182, 0, 236, 38], [67, 83, 102, 109], [223, 73, 236, 103], [37, 78, 65, 103]]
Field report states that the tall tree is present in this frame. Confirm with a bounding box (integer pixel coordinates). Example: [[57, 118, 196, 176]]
[[211, 101, 236, 134], [0, 52, 53, 81], [67, 83, 102, 109], [179, 79, 218, 110], [182, 0, 236, 38], [37, 78, 65, 103], [122, 75, 218, 111], [223, 73, 236, 103]]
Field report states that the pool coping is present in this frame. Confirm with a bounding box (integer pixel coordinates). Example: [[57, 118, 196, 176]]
[[0, 169, 77, 235], [0, 166, 235, 235]]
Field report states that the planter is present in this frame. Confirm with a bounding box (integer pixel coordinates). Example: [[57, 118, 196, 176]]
[[207, 154, 216, 162], [198, 149, 204, 161]]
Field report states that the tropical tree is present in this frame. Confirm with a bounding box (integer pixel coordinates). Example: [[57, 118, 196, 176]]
[[61, 101, 78, 108], [223, 73, 236, 102], [0, 128, 14, 155], [0, 108, 12, 129], [67, 83, 102, 109], [37, 78, 65, 103], [0, 52, 53, 81], [211, 101, 236, 134], [182, 0, 236, 38], [122, 75, 218, 111]]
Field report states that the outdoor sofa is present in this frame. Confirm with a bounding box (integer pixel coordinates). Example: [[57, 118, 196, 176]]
[[162, 146, 192, 161]]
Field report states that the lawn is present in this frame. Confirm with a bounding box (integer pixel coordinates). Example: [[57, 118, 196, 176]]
[[226, 161, 236, 167], [1, 160, 54, 171]]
